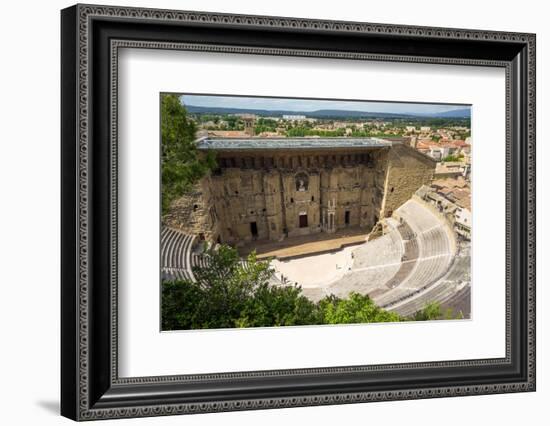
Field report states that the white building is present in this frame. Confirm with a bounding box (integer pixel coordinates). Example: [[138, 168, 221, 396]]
[[454, 207, 472, 239], [282, 114, 306, 121]]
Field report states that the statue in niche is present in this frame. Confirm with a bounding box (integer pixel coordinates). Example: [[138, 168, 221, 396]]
[[295, 172, 309, 191]]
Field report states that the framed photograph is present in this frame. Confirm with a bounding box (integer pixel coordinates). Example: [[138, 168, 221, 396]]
[[61, 4, 536, 421]]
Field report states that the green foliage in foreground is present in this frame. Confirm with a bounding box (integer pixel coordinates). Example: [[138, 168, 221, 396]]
[[413, 301, 442, 321], [413, 302, 464, 321], [162, 245, 453, 330], [161, 94, 216, 214]]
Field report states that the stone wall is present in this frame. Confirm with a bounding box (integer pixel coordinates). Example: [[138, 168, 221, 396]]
[[210, 168, 275, 244], [206, 154, 387, 245], [163, 144, 435, 246], [163, 177, 220, 242], [379, 143, 436, 218]]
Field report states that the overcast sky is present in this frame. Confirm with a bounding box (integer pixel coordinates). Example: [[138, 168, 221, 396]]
[[180, 94, 470, 115]]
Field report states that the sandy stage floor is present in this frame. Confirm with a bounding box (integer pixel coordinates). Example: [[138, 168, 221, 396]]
[[270, 245, 355, 287]]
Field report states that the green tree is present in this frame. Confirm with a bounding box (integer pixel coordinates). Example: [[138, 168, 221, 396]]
[[161, 94, 216, 214], [162, 246, 455, 331], [254, 118, 277, 135], [191, 246, 274, 328], [319, 293, 401, 324], [237, 284, 320, 327], [161, 279, 204, 330], [413, 302, 442, 321], [162, 245, 276, 330], [225, 116, 243, 130]]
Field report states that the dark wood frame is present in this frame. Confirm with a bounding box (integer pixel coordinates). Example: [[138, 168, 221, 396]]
[[61, 4, 536, 421]]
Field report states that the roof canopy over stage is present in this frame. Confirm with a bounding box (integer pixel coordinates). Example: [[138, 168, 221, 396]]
[[196, 137, 393, 152]]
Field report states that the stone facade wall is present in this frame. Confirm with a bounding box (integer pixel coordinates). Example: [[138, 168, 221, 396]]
[[204, 150, 388, 246], [379, 143, 436, 218], [163, 144, 435, 246]]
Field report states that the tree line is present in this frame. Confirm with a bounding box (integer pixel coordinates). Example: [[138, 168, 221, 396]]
[[162, 244, 454, 330]]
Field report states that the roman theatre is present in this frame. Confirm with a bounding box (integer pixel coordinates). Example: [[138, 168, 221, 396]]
[[162, 137, 471, 317]]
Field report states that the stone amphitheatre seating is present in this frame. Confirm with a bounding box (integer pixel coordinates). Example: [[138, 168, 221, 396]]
[[160, 227, 196, 281], [162, 229, 281, 286], [191, 253, 210, 270], [324, 227, 404, 300], [352, 226, 403, 269], [373, 200, 455, 308], [440, 282, 471, 318], [384, 225, 419, 289], [163, 199, 468, 317], [319, 199, 458, 311], [389, 244, 471, 317]]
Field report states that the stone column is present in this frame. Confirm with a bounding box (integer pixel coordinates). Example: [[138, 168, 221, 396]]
[[327, 198, 336, 233]]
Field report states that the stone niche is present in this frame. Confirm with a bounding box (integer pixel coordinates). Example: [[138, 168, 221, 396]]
[[164, 144, 435, 246]]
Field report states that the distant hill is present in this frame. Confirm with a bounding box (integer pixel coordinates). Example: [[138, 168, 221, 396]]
[[418, 108, 471, 118], [185, 105, 412, 119], [306, 109, 415, 119], [185, 104, 470, 120]]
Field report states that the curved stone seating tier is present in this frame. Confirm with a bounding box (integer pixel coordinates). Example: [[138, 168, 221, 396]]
[[396, 221, 415, 241], [443, 246, 471, 282], [160, 227, 195, 281], [387, 262, 459, 316], [388, 247, 471, 317], [381, 229, 420, 290], [162, 237, 281, 287], [384, 259, 415, 290], [351, 228, 403, 269], [421, 228, 451, 258], [189, 252, 250, 275], [314, 227, 404, 303], [369, 200, 454, 307], [396, 199, 444, 232], [440, 283, 471, 318], [326, 263, 402, 301], [191, 253, 210, 269]]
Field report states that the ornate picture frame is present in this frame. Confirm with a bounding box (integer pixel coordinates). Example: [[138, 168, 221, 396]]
[[61, 4, 535, 421]]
